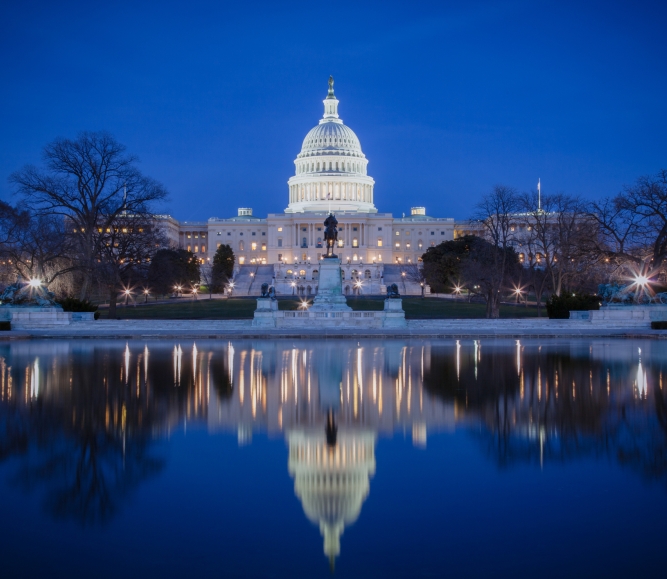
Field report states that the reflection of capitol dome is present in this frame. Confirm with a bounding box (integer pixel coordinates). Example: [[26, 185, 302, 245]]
[[288, 429, 376, 568], [286, 77, 376, 214]]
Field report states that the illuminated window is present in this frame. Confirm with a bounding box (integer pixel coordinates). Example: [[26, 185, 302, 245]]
[[395, 231, 400, 236], [300, 269, 306, 276], [239, 257, 245, 264], [201, 245, 206, 253], [377, 238, 383, 247], [187, 245, 191, 252], [251, 242, 257, 251], [239, 241, 244, 251], [194, 245, 199, 253], [395, 242, 400, 248], [337, 239, 344, 247], [406, 243, 411, 249], [217, 243, 221, 249], [352, 238, 358, 248], [261, 243, 266, 251], [278, 227, 283, 232]]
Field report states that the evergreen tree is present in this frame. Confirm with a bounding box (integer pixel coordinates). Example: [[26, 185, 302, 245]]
[[211, 244, 235, 292]]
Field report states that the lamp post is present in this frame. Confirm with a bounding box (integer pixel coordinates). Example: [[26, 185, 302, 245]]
[[144, 289, 150, 303], [291, 281, 296, 295]]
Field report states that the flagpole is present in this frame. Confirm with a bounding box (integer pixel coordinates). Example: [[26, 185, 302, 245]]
[[538, 178, 541, 211]]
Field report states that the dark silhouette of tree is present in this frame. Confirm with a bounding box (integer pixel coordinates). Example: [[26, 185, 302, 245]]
[[95, 213, 167, 317], [421, 236, 476, 293], [10, 132, 168, 299], [147, 248, 200, 296], [471, 186, 523, 317], [588, 169, 667, 274], [211, 243, 235, 292]]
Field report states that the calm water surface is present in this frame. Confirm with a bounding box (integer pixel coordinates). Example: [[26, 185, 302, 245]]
[[0, 338, 666, 578]]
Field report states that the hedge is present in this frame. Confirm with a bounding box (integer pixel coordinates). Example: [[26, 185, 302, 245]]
[[546, 294, 601, 319]]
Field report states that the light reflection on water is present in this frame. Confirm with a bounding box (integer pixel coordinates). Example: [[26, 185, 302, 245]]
[[0, 338, 666, 577]]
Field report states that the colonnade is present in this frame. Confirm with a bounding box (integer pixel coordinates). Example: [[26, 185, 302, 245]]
[[289, 182, 373, 204], [291, 222, 368, 249]]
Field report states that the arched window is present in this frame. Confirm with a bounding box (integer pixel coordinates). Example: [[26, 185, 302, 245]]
[[299, 269, 306, 277]]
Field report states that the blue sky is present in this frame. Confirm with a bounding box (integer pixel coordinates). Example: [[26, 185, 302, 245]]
[[1, 0, 665, 222]]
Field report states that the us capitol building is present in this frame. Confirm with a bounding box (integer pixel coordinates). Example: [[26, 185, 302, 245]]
[[161, 78, 471, 295]]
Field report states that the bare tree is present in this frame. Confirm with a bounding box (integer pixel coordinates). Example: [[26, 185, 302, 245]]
[[402, 263, 426, 296], [1, 213, 74, 287], [588, 170, 667, 276], [520, 192, 596, 296], [472, 186, 521, 317], [10, 132, 168, 300], [95, 213, 167, 317]]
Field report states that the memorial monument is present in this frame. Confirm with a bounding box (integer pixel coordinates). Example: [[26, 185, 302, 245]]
[[252, 213, 406, 328]]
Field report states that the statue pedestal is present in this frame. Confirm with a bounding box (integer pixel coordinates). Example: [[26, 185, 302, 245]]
[[252, 298, 278, 327], [311, 257, 351, 312], [383, 299, 407, 327]]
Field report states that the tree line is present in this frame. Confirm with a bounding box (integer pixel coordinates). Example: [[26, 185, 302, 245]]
[[0, 132, 234, 316], [422, 172, 667, 318]]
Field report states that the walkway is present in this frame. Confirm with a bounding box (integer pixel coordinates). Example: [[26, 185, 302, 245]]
[[2, 317, 665, 340]]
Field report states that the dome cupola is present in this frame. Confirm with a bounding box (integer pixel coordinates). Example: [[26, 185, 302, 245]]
[[286, 77, 376, 214]]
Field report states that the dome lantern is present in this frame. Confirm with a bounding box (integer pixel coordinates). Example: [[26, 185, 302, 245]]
[[322, 75, 340, 121]]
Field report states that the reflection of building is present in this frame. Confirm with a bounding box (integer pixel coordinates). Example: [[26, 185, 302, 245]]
[[288, 428, 375, 568], [1, 339, 664, 566]]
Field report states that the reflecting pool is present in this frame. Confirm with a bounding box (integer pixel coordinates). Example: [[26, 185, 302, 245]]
[[0, 339, 666, 578]]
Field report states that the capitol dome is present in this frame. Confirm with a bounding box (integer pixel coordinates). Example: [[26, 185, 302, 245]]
[[286, 77, 376, 214], [288, 428, 376, 569], [299, 122, 363, 159]]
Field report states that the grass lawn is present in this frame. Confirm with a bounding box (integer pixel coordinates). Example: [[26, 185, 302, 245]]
[[102, 296, 541, 320]]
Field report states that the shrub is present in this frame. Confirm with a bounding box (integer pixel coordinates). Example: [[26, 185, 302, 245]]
[[0, 321, 10, 331], [651, 321, 667, 330], [546, 293, 600, 319], [57, 297, 98, 313]]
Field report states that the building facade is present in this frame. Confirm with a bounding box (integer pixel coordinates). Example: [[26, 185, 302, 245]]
[[163, 79, 467, 295]]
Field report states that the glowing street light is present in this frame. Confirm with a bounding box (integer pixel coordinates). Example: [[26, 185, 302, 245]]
[[28, 278, 41, 288], [298, 299, 310, 310], [123, 288, 132, 306], [291, 281, 296, 295]]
